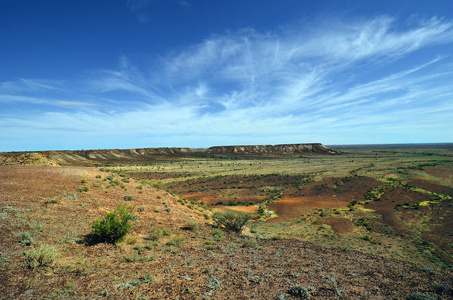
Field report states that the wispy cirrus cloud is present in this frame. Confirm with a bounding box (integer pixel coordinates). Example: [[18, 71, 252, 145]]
[[1, 15, 453, 150]]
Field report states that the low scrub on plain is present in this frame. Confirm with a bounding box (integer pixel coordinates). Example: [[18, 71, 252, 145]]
[[213, 211, 251, 233], [90, 204, 135, 244], [184, 220, 199, 232], [23, 244, 60, 269]]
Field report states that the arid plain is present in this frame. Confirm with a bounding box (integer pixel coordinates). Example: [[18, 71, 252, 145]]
[[1, 144, 452, 299]]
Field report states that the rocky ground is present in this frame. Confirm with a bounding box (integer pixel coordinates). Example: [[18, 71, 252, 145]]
[[1, 165, 452, 299]]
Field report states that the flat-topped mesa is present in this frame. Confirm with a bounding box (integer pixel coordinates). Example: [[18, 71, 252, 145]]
[[74, 147, 194, 158], [206, 143, 342, 155], [47, 147, 194, 162]]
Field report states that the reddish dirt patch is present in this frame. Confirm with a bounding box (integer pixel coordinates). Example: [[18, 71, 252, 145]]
[[219, 206, 258, 214], [367, 186, 432, 231], [318, 217, 354, 234], [422, 197, 453, 253], [419, 162, 453, 180], [290, 176, 382, 203], [268, 196, 349, 223], [180, 190, 265, 205]]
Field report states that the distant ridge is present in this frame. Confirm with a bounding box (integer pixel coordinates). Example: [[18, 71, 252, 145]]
[[206, 143, 342, 155], [0, 143, 341, 166]]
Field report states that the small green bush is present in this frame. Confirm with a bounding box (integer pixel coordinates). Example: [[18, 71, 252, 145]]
[[92, 181, 101, 188], [46, 196, 60, 204], [78, 186, 89, 192], [184, 220, 199, 232], [288, 284, 310, 298], [126, 237, 137, 245], [19, 231, 34, 246], [149, 226, 164, 241], [123, 195, 134, 201], [111, 179, 121, 186], [23, 244, 60, 268], [162, 227, 171, 236], [211, 228, 223, 240], [242, 237, 259, 248], [431, 282, 453, 295], [90, 204, 135, 244], [106, 175, 114, 181], [166, 236, 184, 247], [406, 292, 437, 300], [212, 211, 251, 233]]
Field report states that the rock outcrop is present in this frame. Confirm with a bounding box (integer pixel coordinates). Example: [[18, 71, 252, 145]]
[[206, 143, 341, 155]]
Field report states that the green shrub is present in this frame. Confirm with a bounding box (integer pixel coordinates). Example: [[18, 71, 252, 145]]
[[92, 181, 101, 188], [212, 211, 251, 233], [111, 179, 121, 186], [211, 228, 223, 240], [123, 195, 134, 201], [206, 276, 221, 291], [23, 244, 59, 268], [184, 220, 199, 232], [90, 204, 135, 244], [288, 284, 310, 298], [19, 231, 34, 246], [166, 236, 184, 247], [162, 227, 171, 236], [106, 175, 114, 181], [421, 266, 437, 275], [78, 186, 89, 192], [46, 196, 60, 204], [242, 237, 259, 248], [126, 237, 137, 245], [149, 226, 164, 241], [406, 292, 437, 300], [431, 282, 453, 295]]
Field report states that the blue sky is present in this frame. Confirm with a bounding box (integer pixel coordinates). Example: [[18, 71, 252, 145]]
[[1, 0, 453, 151]]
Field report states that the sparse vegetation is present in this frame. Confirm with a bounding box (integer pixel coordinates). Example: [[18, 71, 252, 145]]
[[19, 231, 34, 246], [184, 220, 199, 232], [406, 292, 437, 300], [1, 144, 453, 299], [23, 244, 59, 268], [166, 236, 184, 247], [149, 226, 164, 241]]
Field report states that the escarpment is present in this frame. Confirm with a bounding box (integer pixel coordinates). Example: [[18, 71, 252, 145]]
[[206, 143, 341, 155], [0, 143, 341, 165]]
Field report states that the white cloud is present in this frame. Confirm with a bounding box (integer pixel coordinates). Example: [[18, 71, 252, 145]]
[[1, 15, 453, 150]]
